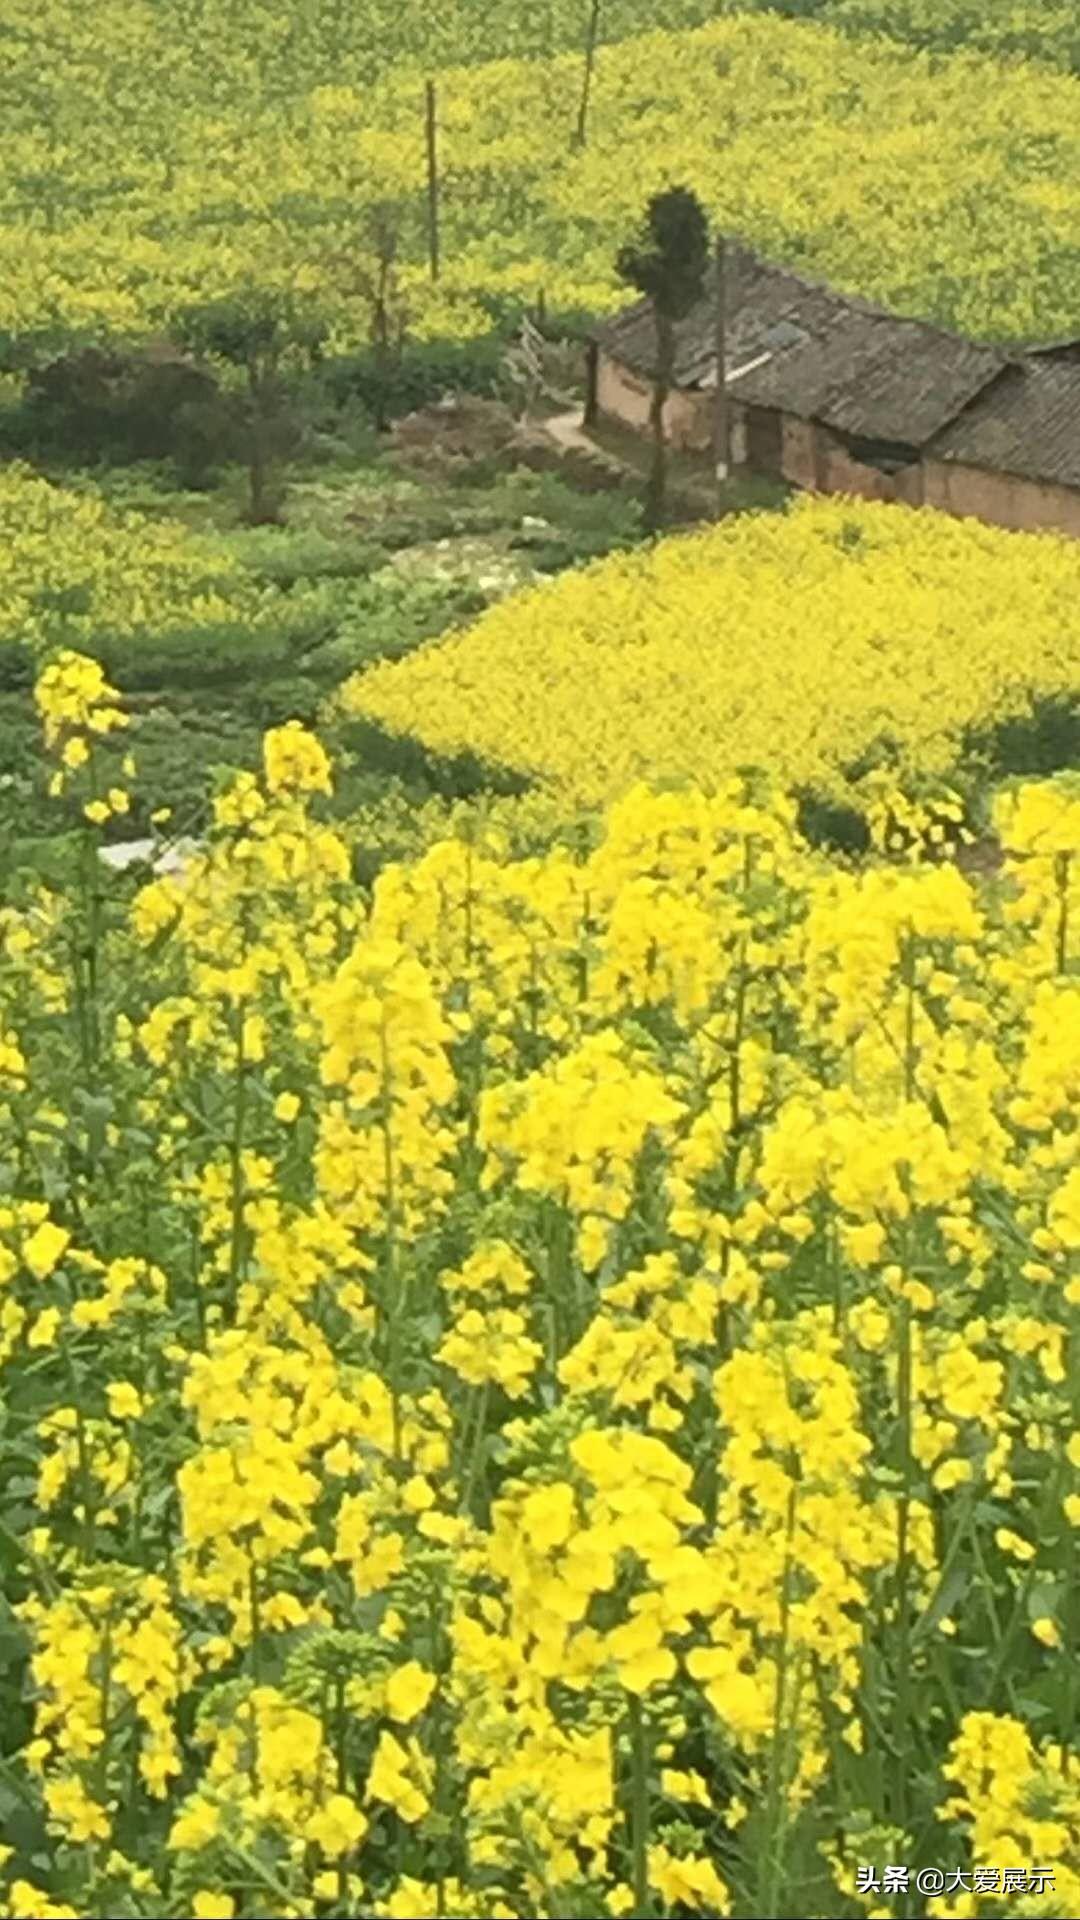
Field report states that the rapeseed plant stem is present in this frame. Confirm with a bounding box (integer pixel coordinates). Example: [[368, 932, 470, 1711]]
[[894, 1289, 914, 1856], [225, 998, 249, 1327], [628, 1694, 652, 1919], [62, 1343, 96, 1566], [379, 1009, 404, 1467], [761, 1472, 799, 1920], [1056, 852, 1071, 974], [461, 1381, 491, 1518]]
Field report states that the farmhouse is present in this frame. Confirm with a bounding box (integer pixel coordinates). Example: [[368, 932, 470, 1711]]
[[586, 243, 1080, 537]]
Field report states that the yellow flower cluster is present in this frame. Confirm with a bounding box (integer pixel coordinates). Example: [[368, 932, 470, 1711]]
[[340, 495, 1080, 815], [1, 9, 1080, 344], [0, 465, 276, 678], [34, 649, 134, 819], [1, 660, 1079, 1917]]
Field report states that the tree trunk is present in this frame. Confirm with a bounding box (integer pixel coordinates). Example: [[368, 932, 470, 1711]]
[[574, 0, 602, 149], [644, 307, 673, 534], [367, 208, 400, 433], [425, 80, 440, 282], [245, 358, 283, 526], [372, 275, 390, 433]]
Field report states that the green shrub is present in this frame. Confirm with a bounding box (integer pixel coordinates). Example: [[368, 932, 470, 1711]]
[[115, 699, 265, 836], [794, 788, 872, 856], [1, 347, 228, 480], [374, 506, 507, 548], [243, 674, 323, 727], [494, 468, 642, 536], [304, 403, 383, 468], [225, 525, 382, 587], [94, 621, 294, 693], [303, 571, 487, 680], [320, 334, 512, 424], [964, 693, 1080, 783], [333, 714, 530, 800], [0, 827, 83, 891]]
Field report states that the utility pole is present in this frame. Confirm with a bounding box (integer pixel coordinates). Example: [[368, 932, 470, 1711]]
[[574, 0, 602, 149], [713, 228, 729, 514], [425, 80, 439, 282]]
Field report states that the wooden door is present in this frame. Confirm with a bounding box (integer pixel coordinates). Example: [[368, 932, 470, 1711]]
[[745, 405, 783, 475]]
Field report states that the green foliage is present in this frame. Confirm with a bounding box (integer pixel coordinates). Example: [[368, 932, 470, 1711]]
[[727, 0, 1080, 71], [795, 789, 872, 855], [104, 697, 268, 839], [174, 290, 329, 372], [500, 470, 644, 566], [173, 292, 330, 525], [616, 184, 712, 319], [964, 694, 1080, 785], [0, 347, 225, 482], [95, 620, 296, 694], [321, 335, 514, 423], [334, 714, 531, 800], [303, 571, 490, 680], [224, 526, 383, 588]]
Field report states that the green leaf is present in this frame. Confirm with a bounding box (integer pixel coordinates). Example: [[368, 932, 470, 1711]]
[[912, 1559, 968, 1645]]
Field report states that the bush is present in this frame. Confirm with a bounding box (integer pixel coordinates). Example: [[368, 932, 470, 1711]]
[[6, 346, 228, 480], [319, 334, 512, 425], [95, 620, 295, 693], [333, 713, 531, 799], [487, 470, 644, 567], [243, 674, 323, 727], [964, 693, 1080, 783], [794, 788, 871, 855], [303, 402, 383, 468], [303, 571, 488, 681], [226, 525, 383, 588]]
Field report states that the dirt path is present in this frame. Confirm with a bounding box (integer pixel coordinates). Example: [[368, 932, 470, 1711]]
[[536, 408, 728, 520]]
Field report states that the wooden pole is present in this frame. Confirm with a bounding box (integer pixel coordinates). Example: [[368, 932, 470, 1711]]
[[713, 229, 729, 512], [425, 79, 439, 283], [574, 0, 602, 149]]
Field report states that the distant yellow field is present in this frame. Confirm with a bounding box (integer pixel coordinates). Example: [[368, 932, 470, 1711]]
[[5, 9, 1080, 343], [338, 495, 1080, 809]]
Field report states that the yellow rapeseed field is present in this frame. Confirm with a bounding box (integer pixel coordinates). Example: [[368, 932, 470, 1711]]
[[4, 8, 1080, 343], [338, 495, 1080, 813], [1, 652, 1079, 1917], [0, 464, 278, 678]]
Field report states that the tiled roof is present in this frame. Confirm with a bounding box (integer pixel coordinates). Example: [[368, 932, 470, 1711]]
[[593, 242, 1011, 448], [927, 358, 1080, 490]]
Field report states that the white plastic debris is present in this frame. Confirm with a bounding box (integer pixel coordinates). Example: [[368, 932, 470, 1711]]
[[98, 837, 201, 876]]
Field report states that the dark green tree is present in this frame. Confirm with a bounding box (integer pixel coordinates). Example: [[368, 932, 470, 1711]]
[[616, 185, 710, 533], [174, 289, 327, 524]]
